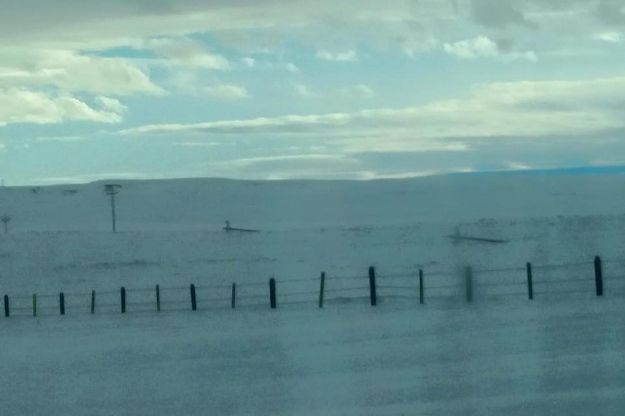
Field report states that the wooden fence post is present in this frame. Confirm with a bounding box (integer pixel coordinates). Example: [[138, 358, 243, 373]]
[[231, 283, 236, 309], [190, 284, 197, 311], [419, 269, 424, 305], [526, 262, 534, 300], [4, 295, 9, 317], [269, 278, 277, 309], [59, 292, 65, 315], [91, 290, 95, 314], [156, 285, 161, 312], [319, 272, 326, 309], [120, 287, 126, 313], [369, 267, 377, 306], [32, 294, 37, 317], [594, 256, 603, 296], [465, 266, 473, 303]]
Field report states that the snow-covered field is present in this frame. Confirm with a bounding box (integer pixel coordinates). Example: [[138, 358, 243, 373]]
[[1, 173, 625, 414]]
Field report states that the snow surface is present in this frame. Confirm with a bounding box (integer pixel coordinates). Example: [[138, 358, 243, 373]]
[[1, 174, 625, 414]]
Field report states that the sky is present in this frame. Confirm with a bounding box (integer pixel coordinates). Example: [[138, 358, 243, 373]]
[[1, 0, 625, 185]]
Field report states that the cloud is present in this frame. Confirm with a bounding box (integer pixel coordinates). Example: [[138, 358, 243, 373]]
[[316, 49, 358, 62], [443, 36, 537, 61], [0, 49, 162, 96], [203, 84, 249, 100], [470, 0, 534, 29], [119, 75, 625, 148], [96, 96, 127, 114], [145, 37, 230, 69], [592, 31, 623, 43], [0, 89, 125, 125]]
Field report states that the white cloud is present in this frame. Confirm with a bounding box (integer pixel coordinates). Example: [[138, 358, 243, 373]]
[[145, 37, 230, 70], [316, 49, 358, 62], [0, 49, 162, 96], [0, 89, 124, 125], [119, 75, 625, 150], [592, 32, 623, 43], [444, 36, 537, 61], [203, 84, 249, 100], [443, 36, 499, 59], [96, 96, 127, 114]]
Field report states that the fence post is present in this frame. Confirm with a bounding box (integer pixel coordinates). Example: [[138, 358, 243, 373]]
[[231, 283, 236, 309], [269, 278, 277, 309], [32, 294, 37, 317], [594, 256, 603, 296], [59, 292, 65, 315], [419, 269, 424, 305], [91, 290, 95, 314], [465, 266, 473, 303], [319, 272, 326, 309], [190, 284, 197, 311], [120, 287, 126, 313], [156, 284, 161, 312], [369, 267, 377, 306], [4, 295, 9, 317], [526, 262, 534, 300]]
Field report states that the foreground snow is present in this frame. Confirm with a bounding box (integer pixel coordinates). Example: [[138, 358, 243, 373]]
[[3, 297, 624, 415]]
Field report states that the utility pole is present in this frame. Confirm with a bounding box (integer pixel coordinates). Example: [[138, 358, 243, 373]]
[[104, 184, 122, 233], [1, 215, 10, 234]]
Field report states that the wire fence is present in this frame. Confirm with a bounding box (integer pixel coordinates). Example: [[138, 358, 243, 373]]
[[2, 255, 624, 318]]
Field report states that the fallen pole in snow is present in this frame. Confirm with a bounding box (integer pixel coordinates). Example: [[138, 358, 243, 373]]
[[448, 235, 508, 244], [223, 221, 260, 233]]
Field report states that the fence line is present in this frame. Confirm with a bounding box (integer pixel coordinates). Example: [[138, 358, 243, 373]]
[[1, 255, 623, 318]]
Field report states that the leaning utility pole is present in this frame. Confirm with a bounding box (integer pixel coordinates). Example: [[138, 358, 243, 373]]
[[104, 184, 122, 233]]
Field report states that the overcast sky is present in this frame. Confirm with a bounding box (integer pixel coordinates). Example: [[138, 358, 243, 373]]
[[1, 0, 625, 185]]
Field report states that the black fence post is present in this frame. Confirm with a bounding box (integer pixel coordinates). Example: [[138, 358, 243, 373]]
[[319, 272, 326, 309], [369, 267, 377, 306], [594, 256, 604, 296], [526, 262, 534, 300], [4, 295, 9, 317], [231, 283, 236, 309], [190, 284, 197, 311], [59, 292, 65, 315], [32, 294, 37, 317], [120, 287, 126, 313], [156, 285, 161, 312], [269, 278, 277, 309], [91, 290, 95, 314], [419, 269, 424, 305], [465, 266, 473, 303]]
